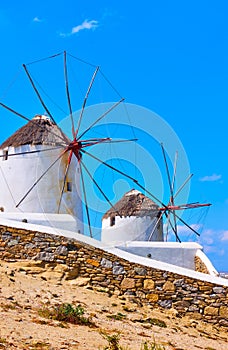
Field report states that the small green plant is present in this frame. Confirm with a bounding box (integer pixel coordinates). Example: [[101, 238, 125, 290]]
[[107, 312, 126, 321], [133, 318, 167, 328], [38, 303, 95, 327], [141, 339, 166, 350], [0, 337, 7, 345], [100, 332, 165, 350], [147, 318, 167, 328], [28, 341, 51, 349], [100, 332, 125, 350], [122, 305, 136, 312], [0, 301, 21, 312]]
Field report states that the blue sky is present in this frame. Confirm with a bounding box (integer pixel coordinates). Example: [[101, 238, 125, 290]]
[[0, 1, 228, 271]]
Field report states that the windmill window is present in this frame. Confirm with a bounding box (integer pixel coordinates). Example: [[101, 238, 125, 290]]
[[2, 150, 8, 161], [110, 216, 115, 226], [66, 182, 72, 192]]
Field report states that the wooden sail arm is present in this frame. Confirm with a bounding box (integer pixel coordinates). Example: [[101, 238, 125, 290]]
[[159, 202, 212, 211], [74, 66, 100, 138], [82, 138, 137, 146], [22, 64, 56, 124], [77, 98, 125, 140], [81, 137, 111, 145], [63, 51, 75, 139], [81, 139, 112, 147]]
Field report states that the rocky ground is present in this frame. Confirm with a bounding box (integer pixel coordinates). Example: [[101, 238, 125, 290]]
[[0, 259, 227, 350]]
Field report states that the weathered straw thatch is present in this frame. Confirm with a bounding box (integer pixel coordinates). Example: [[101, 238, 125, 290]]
[[0, 115, 69, 149], [103, 189, 159, 219]]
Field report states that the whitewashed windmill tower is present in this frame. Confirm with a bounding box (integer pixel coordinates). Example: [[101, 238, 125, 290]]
[[0, 51, 128, 238], [101, 189, 163, 243], [0, 115, 83, 232]]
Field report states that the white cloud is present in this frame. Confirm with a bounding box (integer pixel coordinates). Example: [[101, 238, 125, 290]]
[[60, 19, 98, 37], [200, 228, 215, 245], [219, 249, 225, 256], [203, 245, 218, 254], [199, 173, 222, 182], [221, 230, 228, 241], [203, 236, 214, 245], [200, 228, 228, 246], [163, 223, 202, 241], [176, 224, 202, 235], [72, 19, 98, 33], [33, 17, 43, 23]]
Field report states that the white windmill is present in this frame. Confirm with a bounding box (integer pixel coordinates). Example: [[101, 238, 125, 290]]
[[101, 189, 163, 243], [0, 52, 128, 235]]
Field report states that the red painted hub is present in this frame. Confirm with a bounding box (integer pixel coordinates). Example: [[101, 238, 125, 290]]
[[68, 140, 82, 151], [67, 140, 82, 160]]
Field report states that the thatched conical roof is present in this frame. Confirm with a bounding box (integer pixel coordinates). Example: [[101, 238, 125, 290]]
[[103, 189, 159, 219], [0, 115, 69, 149]]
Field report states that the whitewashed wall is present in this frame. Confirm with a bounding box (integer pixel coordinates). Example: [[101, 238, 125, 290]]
[[115, 241, 218, 274], [116, 241, 199, 269], [0, 144, 83, 232], [101, 215, 163, 243]]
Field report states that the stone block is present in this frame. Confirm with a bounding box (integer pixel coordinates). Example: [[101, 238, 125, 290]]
[[121, 278, 135, 289], [136, 291, 146, 299], [146, 293, 159, 302], [113, 264, 125, 275], [174, 279, 185, 287], [173, 301, 190, 309], [100, 258, 112, 268], [183, 297, 193, 301], [2, 232, 12, 240], [86, 259, 100, 267], [219, 306, 228, 318], [213, 286, 225, 294], [8, 240, 19, 247], [92, 276, 106, 282], [219, 319, 228, 327], [158, 300, 172, 309], [55, 245, 68, 256], [135, 282, 143, 288], [204, 306, 219, 316], [64, 267, 79, 280], [35, 252, 55, 262], [134, 267, 147, 276], [199, 285, 212, 292], [155, 279, 166, 286], [163, 281, 175, 292], [188, 305, 199, 312], [143, 279, 155, 290]]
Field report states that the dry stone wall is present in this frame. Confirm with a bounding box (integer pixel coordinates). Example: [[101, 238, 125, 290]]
[[194, 256, 210, 274], [0, 224, 227, 327]]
